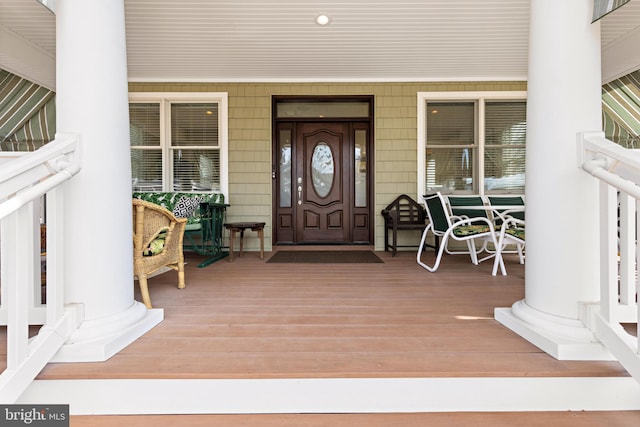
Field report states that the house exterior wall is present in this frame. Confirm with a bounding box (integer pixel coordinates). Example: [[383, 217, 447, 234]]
[[128, 81, 527, 251]]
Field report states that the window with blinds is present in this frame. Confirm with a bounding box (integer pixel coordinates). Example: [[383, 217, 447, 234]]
[[171, 103, 220, 191], [484, 101, 526, 192], [129, 94, 227, 194], [423, 96, 526, 195], [130, 103, 162, 190], [426, 102, 475, 193]]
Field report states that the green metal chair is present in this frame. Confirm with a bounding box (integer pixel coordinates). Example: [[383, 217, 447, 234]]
[[487, 195, 525, 224], [446, 195, 491, 255], [417, 192, 505, 275], [447, 195, 489, 222], [486, 195, 525, 273], [492, 215, 525, 275]]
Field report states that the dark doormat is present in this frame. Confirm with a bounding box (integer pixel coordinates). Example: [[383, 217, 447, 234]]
[[267, 250, 384, 264]]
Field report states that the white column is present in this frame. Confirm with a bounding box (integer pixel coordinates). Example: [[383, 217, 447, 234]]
[[51, 0, 162, 362], [495, 0, 613, 360]]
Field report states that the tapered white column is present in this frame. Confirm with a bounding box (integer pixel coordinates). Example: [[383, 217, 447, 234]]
[[495, 0, 612, 360], [52, 0, 162, 362]]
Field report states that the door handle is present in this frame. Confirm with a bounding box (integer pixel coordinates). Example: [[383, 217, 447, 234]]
[[297, 177, 302, 205]]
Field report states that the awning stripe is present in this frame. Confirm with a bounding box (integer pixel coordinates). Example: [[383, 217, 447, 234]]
[[0, 69, 55, 151], [0, 81, 52, 137], [603, 100, 635, 134], [603, 108, 635, 147], [602, 70, 640, 146], [4, 97, 55, 151], [602, 89, 639, 131]]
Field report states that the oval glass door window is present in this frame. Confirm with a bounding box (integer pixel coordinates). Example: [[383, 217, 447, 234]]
[[311, 142, 334, 198]]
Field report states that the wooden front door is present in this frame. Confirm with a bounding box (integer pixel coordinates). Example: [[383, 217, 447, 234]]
[[273, 96, 373, 245], [273, 122, 372, 245], [295, 122, 350, 243]]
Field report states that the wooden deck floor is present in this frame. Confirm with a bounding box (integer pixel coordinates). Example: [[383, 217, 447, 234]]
[[38, 247, 628, 380], [6, 247, 640, 425]]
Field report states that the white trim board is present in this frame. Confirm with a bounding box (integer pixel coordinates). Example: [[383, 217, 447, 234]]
[[127, 76, 530, 84], [18, 377, 640, 415]]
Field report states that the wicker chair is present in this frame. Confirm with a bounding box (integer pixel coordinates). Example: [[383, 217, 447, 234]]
[[132, 198, 187, 308]]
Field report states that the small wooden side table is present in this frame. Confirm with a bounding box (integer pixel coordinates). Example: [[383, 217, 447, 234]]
[[224, 222, 265, 261]]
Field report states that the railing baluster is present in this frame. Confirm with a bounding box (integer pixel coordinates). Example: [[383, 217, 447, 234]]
[[618, 192, 636, 307], [46, 187, 65, 322], [600, 181, 617, 322], [637, 197, 640, 356], [3, 210, 30, 370]]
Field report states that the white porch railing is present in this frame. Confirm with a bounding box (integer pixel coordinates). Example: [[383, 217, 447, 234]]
[[578, 131, 640, 383], [0, 134, 82, 403]]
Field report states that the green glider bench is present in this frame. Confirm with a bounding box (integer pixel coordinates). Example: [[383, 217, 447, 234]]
[[132, 192, 228, 267]]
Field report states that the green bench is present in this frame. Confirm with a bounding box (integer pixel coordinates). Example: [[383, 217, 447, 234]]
[[132, 192, 228, 267]]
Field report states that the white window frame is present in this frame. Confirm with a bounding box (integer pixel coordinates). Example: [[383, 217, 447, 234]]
[[129, 92, 229, 200], [417, 91, 527, 199]]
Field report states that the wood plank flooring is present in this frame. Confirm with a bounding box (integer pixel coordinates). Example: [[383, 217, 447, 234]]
[[35, 248, 628, 380]]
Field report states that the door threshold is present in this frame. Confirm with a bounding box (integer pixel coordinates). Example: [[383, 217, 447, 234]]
[[273, 244, 374, 252]]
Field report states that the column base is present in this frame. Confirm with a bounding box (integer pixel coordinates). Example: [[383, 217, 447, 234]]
[[495, 300, 615, 361], [50, 301, 163, 362]]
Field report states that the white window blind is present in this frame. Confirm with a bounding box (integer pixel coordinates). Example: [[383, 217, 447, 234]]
[[130, 103, 162, 191], [129, 93, 228, 196], [170, 103, 220, 191], [484, 101, 526, 192], [425, 102, 475, 193], [419, 92, 527, 196]]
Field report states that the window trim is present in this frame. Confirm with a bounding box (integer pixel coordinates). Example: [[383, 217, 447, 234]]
[[129, 92, 229, 199], [417, 91, 527, 199]]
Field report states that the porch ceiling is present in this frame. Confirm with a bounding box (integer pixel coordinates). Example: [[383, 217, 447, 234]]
[[1, 1, 640, 91]]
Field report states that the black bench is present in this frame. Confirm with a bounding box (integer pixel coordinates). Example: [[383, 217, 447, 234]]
[[381, 194, 427, 256]]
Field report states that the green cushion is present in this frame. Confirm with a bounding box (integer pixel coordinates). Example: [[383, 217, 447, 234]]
[[452, 224, 491, 237], [505, 227, 525, 240], [185, 223, 203, 231], [133, 192, 225, 225]]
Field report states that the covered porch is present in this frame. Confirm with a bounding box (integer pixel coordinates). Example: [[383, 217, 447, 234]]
[[3, 0, 640, 424]]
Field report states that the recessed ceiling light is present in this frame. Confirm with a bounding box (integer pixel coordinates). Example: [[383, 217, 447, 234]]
[[316, 14, 330, 25]]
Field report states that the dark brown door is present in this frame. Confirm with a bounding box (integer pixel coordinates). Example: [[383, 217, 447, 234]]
[[273, 96, 373, 245], [295, 122, 350, 243]]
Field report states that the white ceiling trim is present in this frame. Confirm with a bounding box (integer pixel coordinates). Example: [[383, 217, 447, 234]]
[[127, 75, 530, 84]]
